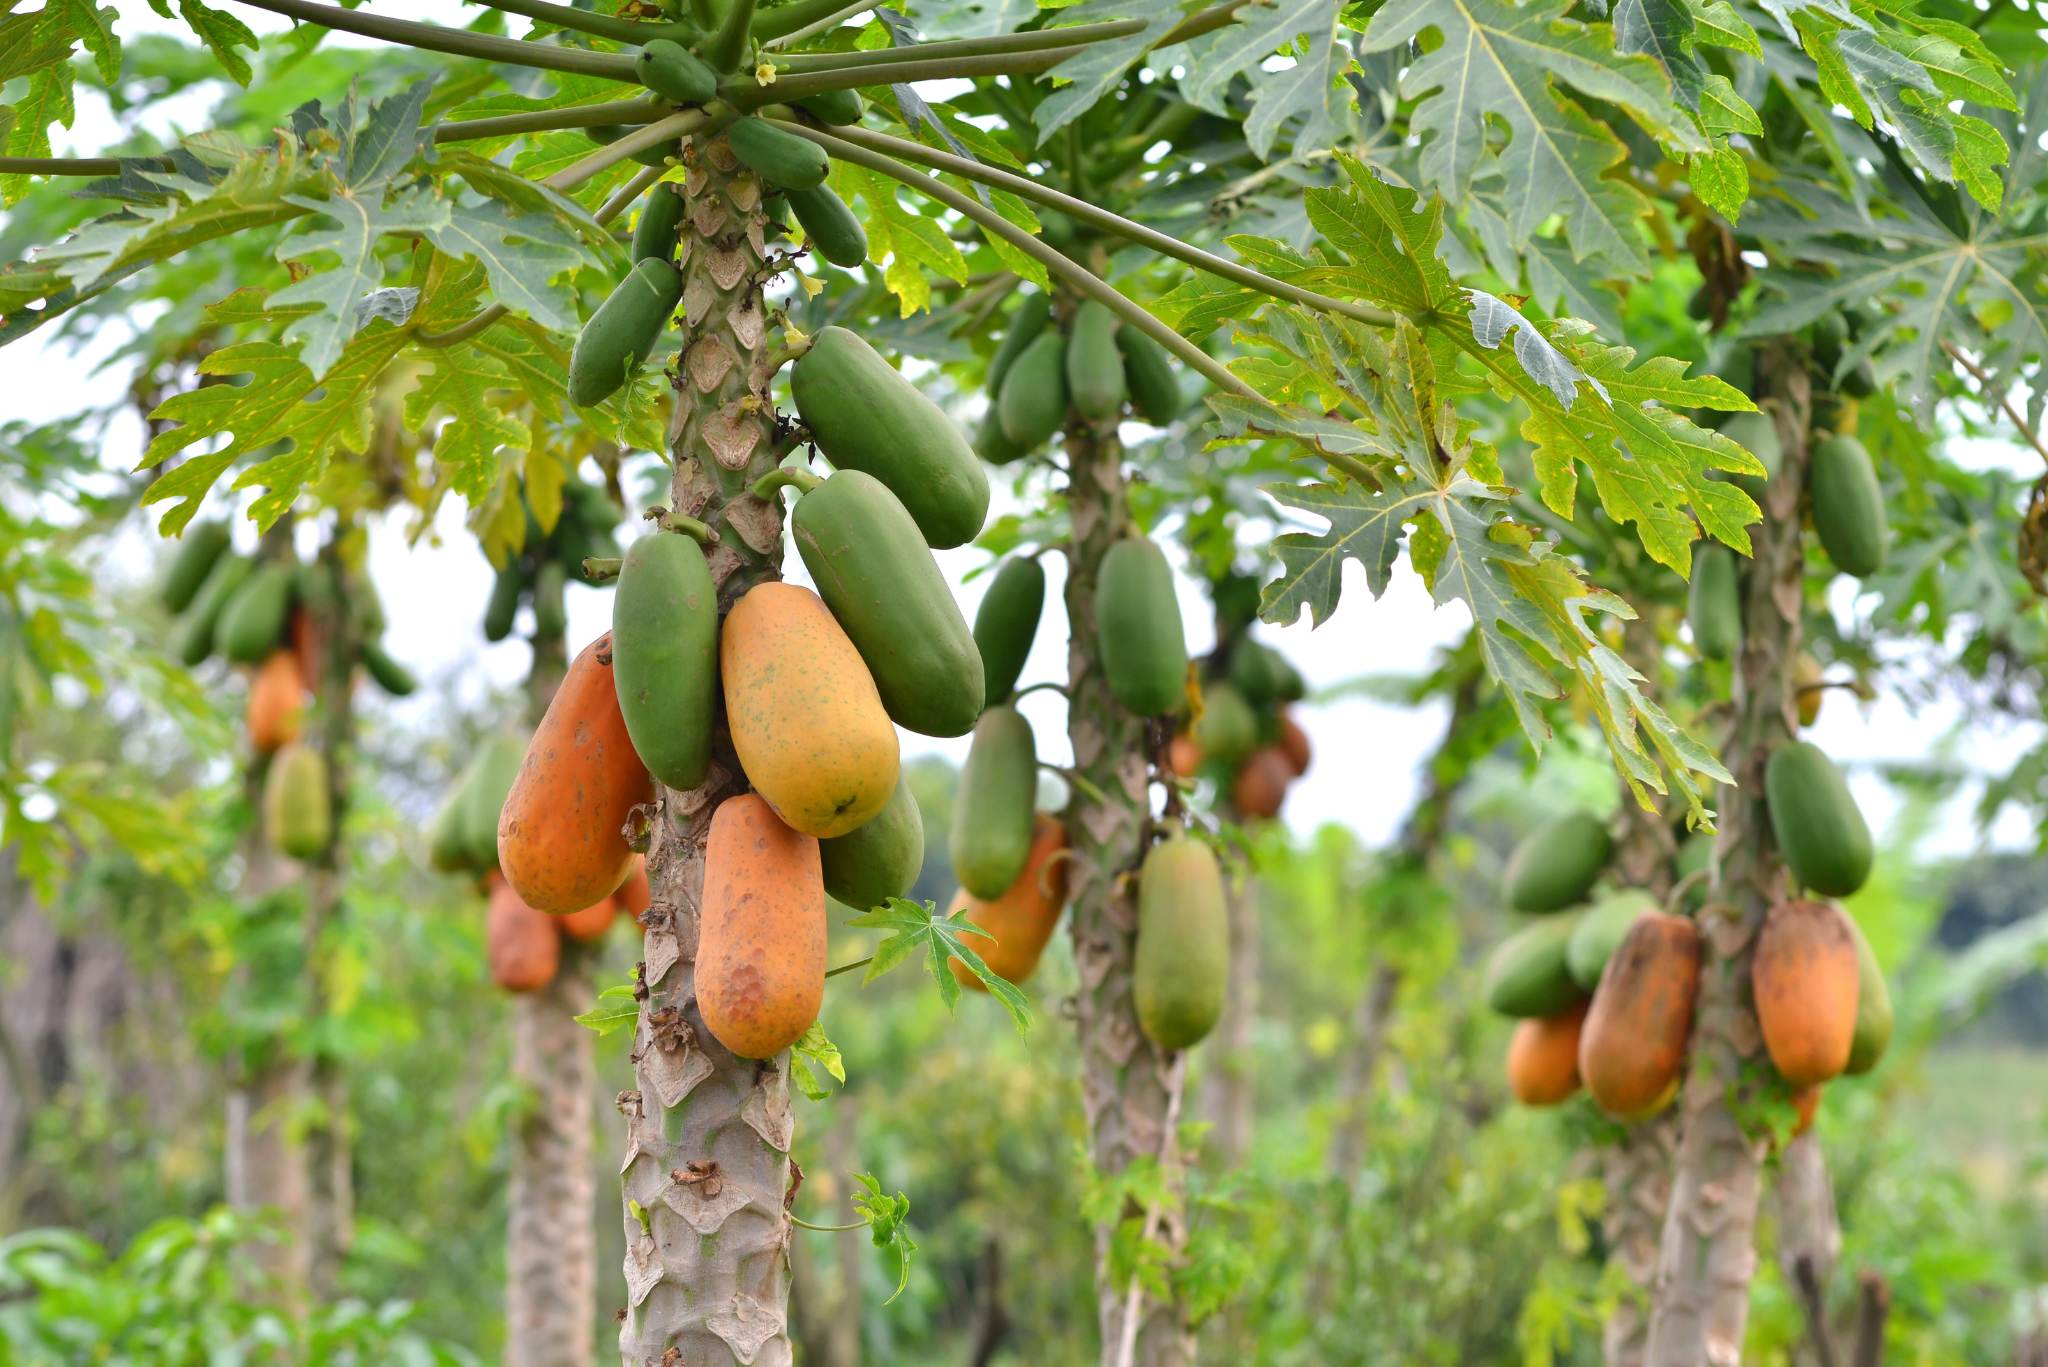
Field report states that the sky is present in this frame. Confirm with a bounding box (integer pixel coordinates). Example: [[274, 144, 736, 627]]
[[10, 0, 2042, 861]]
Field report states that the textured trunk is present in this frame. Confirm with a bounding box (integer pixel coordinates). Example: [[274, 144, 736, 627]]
[[1775, 1130, 1840, 1294], [617, 134, 797, 1367], [1199, 859, 1257, 1169], [1062, 418, 1193, 1367], [1646, 353, 1813, 1364]]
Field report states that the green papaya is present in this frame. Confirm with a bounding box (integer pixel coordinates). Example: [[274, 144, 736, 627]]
[[1485, 913, 1587, 1018], [634, 39, 717, 104], [1066, 301, 1126, 421], [951, 705, 1038, 899], [568, 257, 683, 408], [216, 562, 296, 665], [1270, 652, 1306, 703], [1719, 409, 1782, 502], [787, 185, 867, 268], [428, 790, 470, 873], [974, 556, 1045, 707], [1811, 311, 1848, 376], [989, 292, 1050, 395], [1133, 832, 1228, 1050], [791, 326, 989, 549], [177, 553, 253, 666], [1095, 537, 1187, 716], [1566, 888, 1657, 990], [976, 407, 1027, 466], [1191, 682, 1255, 767], [1840, 358, 1877, 398], [792, 470, 984, 736], [586, 124, 674, 168], [1688, 544, 1741, 661], [161, 522, 231, 613], [263, 741, 332, 861], [1228, 640, 1283, 705], [1117, 323, 1183, 425], [1809, 434, 1887, 577], [998, 331, 1068, 450], [461, 734, 526, 871], [1504, 811, 1613, 913], [1843, 914, 1892, 1075], [1676, 831, 1713, 907], [1765, 741, 1872, 897], [727, 117, 829, 191], [611, 531, 719, 790], [359, 639, 416, 697], [483, 565, 522, 643], [795, 89, 865, 126], [630, 182, 685, 264], [821, 773, 925, 909], [533, 562, 569, 640]]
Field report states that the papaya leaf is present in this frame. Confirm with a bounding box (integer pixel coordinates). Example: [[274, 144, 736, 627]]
[[843, 896, 1031, 1030], [0, 66, 74, 206], [149, 0, 259, 86], [850, 1175, 917, 1304], [1174, 0, 1349, 157], [789, 1022, 845, 1101], [1033, 0, 1186, 144], [829, 161, 967, 317], [574, 982, 640, 1038], [269, 186, 450, 379]]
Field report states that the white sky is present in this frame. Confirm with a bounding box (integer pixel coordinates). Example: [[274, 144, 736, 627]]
[[11, 1, 2042, 859]]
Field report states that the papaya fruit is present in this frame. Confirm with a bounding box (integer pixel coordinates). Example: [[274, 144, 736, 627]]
[[949, 814, 1068, 989], [989, 292, 1050, 395], [791, 326, 990, 549], [557, 895, 618, 943], [263, 741, 331, 861], [787, 185, 867, 268], [1719, 409, 1782, 502], [428, 792, 470, 873], [1792, 652, 1825, 728], [611, 531, 718, 790], [567, 257, 682, 408], [1765, 741, 1872, 897], [483, 565, 522, 643], [461, 734, 525, 872], [1578, 911, 1701, 1118], [1688, 544, 1741, 661], [974, 555, 1045, 707], [1133, 832, 1229, 1050], [1504, 811, 1613, 913], [1566, 888, 1657, 991], [1484, 914, 1587, 1018], [630, 182, 685, 264], [698, 793, 828, 1058], [498, 632, 654, 913], [487, 880, 560, 993], [289, 604, 324, 693], [1228, 640, 1283, 705], [722, 582, 898, 838], [1232, 747, 1291, 820], [533, 561, 568, 640], [616, 854, 653, 922], [1840, 358, 1877, 398], [1269, 652, 1307, 703], [792, 470, 984, 737], [1277, 710, 1311, 776], [1066, 301, 1126, 421], [976, 407, 1027, 466], [1168, 733, 1202, 778], [1191, 682, 1255, 766], [1095, 537, 1188, 716], [162, 522, 231, 613], [795, 89, 865, 126], [247, 649, 306, 754], [727, 117, 829, 191], [633, 39, 717, 104], [998, 331, 1068, 450], [951, 706, 1037, 899], [821, 773, 924, 910], [1843, 913, 1892, 1075], [1809, 434, 1887, 576], [1753, 899, 1860, 1087], [217, 562, 295, 665], [177, 552, 253, 665], [359, 639, 416, 696], [1506, 1001, 1588, 1106], [1117, 323, 1183, 426]]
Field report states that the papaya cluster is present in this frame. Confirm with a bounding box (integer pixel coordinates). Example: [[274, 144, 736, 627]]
[[1165, 634, 1311, 821], [481, 481, 621, 643], [975, 289, 1188, 465]]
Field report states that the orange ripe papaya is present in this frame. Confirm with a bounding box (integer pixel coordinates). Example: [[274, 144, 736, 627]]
[[1579, 911, 1701, 1119], [248, 649, 306, 753], [721, 582, 899, 838], [697, 794, 827, 1059], [557, 895, 618, 943], [1506, 1000, 1589, 1106], [1277, 710, 1311, 776], [950, 814, 1069, 989], [1167, 733, 1202, 778], [1752, 899, 1860, 1087], [488, 880, 560, 992], [1232, 746, 1292, 820], [497, 632, 654, 913], [615, 854, 652, 924]]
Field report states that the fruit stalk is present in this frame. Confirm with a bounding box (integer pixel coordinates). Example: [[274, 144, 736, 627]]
[[1645, 350, 1814, 1364], [616, 132, 797, 1366]]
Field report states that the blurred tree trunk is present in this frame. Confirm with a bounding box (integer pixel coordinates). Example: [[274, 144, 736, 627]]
[[1775, 1129, 1840, 1292], [1646, 351, 1813, 1364]]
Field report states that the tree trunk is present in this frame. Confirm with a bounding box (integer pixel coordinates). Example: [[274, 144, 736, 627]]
[[1061, 417, 1194, 1367], [617, 134, 797, 1367], [1646, 352, 1813, 1364], [1775, 1130, 1840, 1293], [1199, 857, 1257, 1169]]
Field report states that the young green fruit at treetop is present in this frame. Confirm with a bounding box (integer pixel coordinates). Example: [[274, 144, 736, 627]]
[[820, 774, 924, 910], [1117, 323, 1183, 425], [989, 292, 1050, 396], [568, 257, 683, 408], [786, 185, 868, 268], [1809, 434, 1888, 577], [611, 531, 719, 791], [1095, 537, 1188, 716], [952, 706, 1038, 900], [1134, 832, 1229, 1050], [1191, 682, 1256, 768], [462, 734, 527, 872], [633, 39, 717, 104], [1844, 914, 1892, 1075], [1689, 543, 1742, 660], [264, 741, 331, 861], [998, 331, 1069, 450], [1066, 301, 1126, 421], [976, 407, 1027, 466], [1766, 741, 1873, 897], [1504, 811, 1614, 913], [630, 182, 685, 264], [532, 562, 568, 640], [217, 562, 296, 664], [727, 117, 829, 191], [1566, 888, 1657, 991], [792, 471, 984, 737], [1228, 639, 1285, 705], [428, 790, 470, 873], [177, 553, 253, 666], [482, 565, 522, 643], [1719, 409, 1782, 502], [974, 555, 1045, 708], [795, 89, 865, 126], [791, 326, 990, 549], [359, 639, 416, 697], [1485, 914, 1588, 1018], [161, 521, 231, 613]]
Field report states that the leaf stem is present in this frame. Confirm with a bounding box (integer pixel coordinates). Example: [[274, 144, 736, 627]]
[[597, 162, 669, 222], [823, 954, 873, 979], [0, 155, 141, 175], [1940, 337, 2048, 467], [470, 0, 691, 44], [708, 0, 757, 69], [228, 0, 639, 79], [1010, 680, 1069, 701], [752, 467, 825, 499], [754, 0, 873, 42], [789, 1214, 866, 1232], [771, 19, 1152, 71], [433, 95, 669, 144]]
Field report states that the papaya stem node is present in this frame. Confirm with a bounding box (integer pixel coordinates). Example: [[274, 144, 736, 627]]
[[581, 556, 625, 583], [659, 512, 721, 545], [751, 468, 825, 501]]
